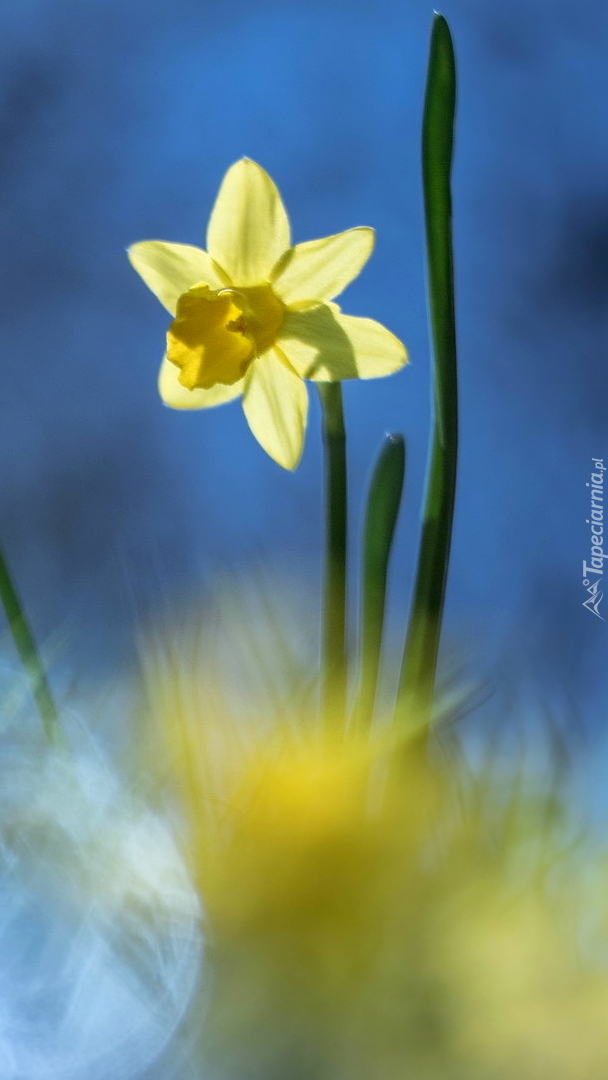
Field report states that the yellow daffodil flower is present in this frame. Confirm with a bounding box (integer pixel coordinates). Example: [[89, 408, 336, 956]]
[[128, 159, 407, 469]]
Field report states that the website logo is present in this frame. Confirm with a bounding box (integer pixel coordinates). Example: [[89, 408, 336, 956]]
[[582, 458, 606, 620]]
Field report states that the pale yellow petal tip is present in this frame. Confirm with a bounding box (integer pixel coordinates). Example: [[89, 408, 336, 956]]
[[126, 241, 154, 283], [355, 225, 375, 250], [126, 239, 167, 267], [229, 157, 282, 197], [223, 157, 275, 185], [126, 241, 145, 271], [253, 424, 304, 472], [386, 342, 409, 375], [245, 432, 303, 472], [265, 452, 301, 471], [240, 156, 267, 170], [277, 445, 303, 472], [242, 353, 307, 470]]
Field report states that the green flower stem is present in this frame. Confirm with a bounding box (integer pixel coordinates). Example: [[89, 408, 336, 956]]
[[0, 543, 59, 742], [317, 382, 347, 730], [354, 434, 405, 733], [395, 14, 458, 731]]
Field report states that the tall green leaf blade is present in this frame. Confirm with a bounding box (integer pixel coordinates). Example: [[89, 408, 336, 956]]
[[395, 14, 458, 731]]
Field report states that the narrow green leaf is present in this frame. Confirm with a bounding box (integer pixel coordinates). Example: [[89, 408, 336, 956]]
[[0, 544, 60, 741], [354, 434, 405, 733], [395, 13, 458, 731]]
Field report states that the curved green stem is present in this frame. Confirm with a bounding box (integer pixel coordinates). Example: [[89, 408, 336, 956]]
[[317, 383, 347, 730], [395, 14, 458, 732], [0, 544, 59, 742]]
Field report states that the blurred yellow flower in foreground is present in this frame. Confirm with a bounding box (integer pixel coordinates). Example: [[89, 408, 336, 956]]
[[151, 684, 608, 1080], [128, 159, 407, 468]]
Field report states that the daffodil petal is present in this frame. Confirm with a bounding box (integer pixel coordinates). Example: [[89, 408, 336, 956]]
[[159, 355, 245, 409], [128, 241, 228, 314], [242, 349, 307, 470], [271, 228, 375, 305], [206, 159, 290, 287], [278, 306, 407, 381]]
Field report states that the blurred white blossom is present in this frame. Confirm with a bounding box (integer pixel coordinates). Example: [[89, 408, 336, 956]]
[[0, 733, 201, 1080]]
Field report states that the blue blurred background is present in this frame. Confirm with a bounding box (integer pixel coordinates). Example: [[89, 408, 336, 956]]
[[0, 0, 606, 729]]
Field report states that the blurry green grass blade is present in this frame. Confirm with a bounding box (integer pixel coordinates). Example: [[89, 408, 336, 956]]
[[317, 382, 348, 730], [395, 14, 458, 731], [354, 434, 405, 732], [0, 544, 60, 741]]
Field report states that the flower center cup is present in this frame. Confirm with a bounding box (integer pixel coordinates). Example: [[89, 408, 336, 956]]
[[167, 283, 285, 390]]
